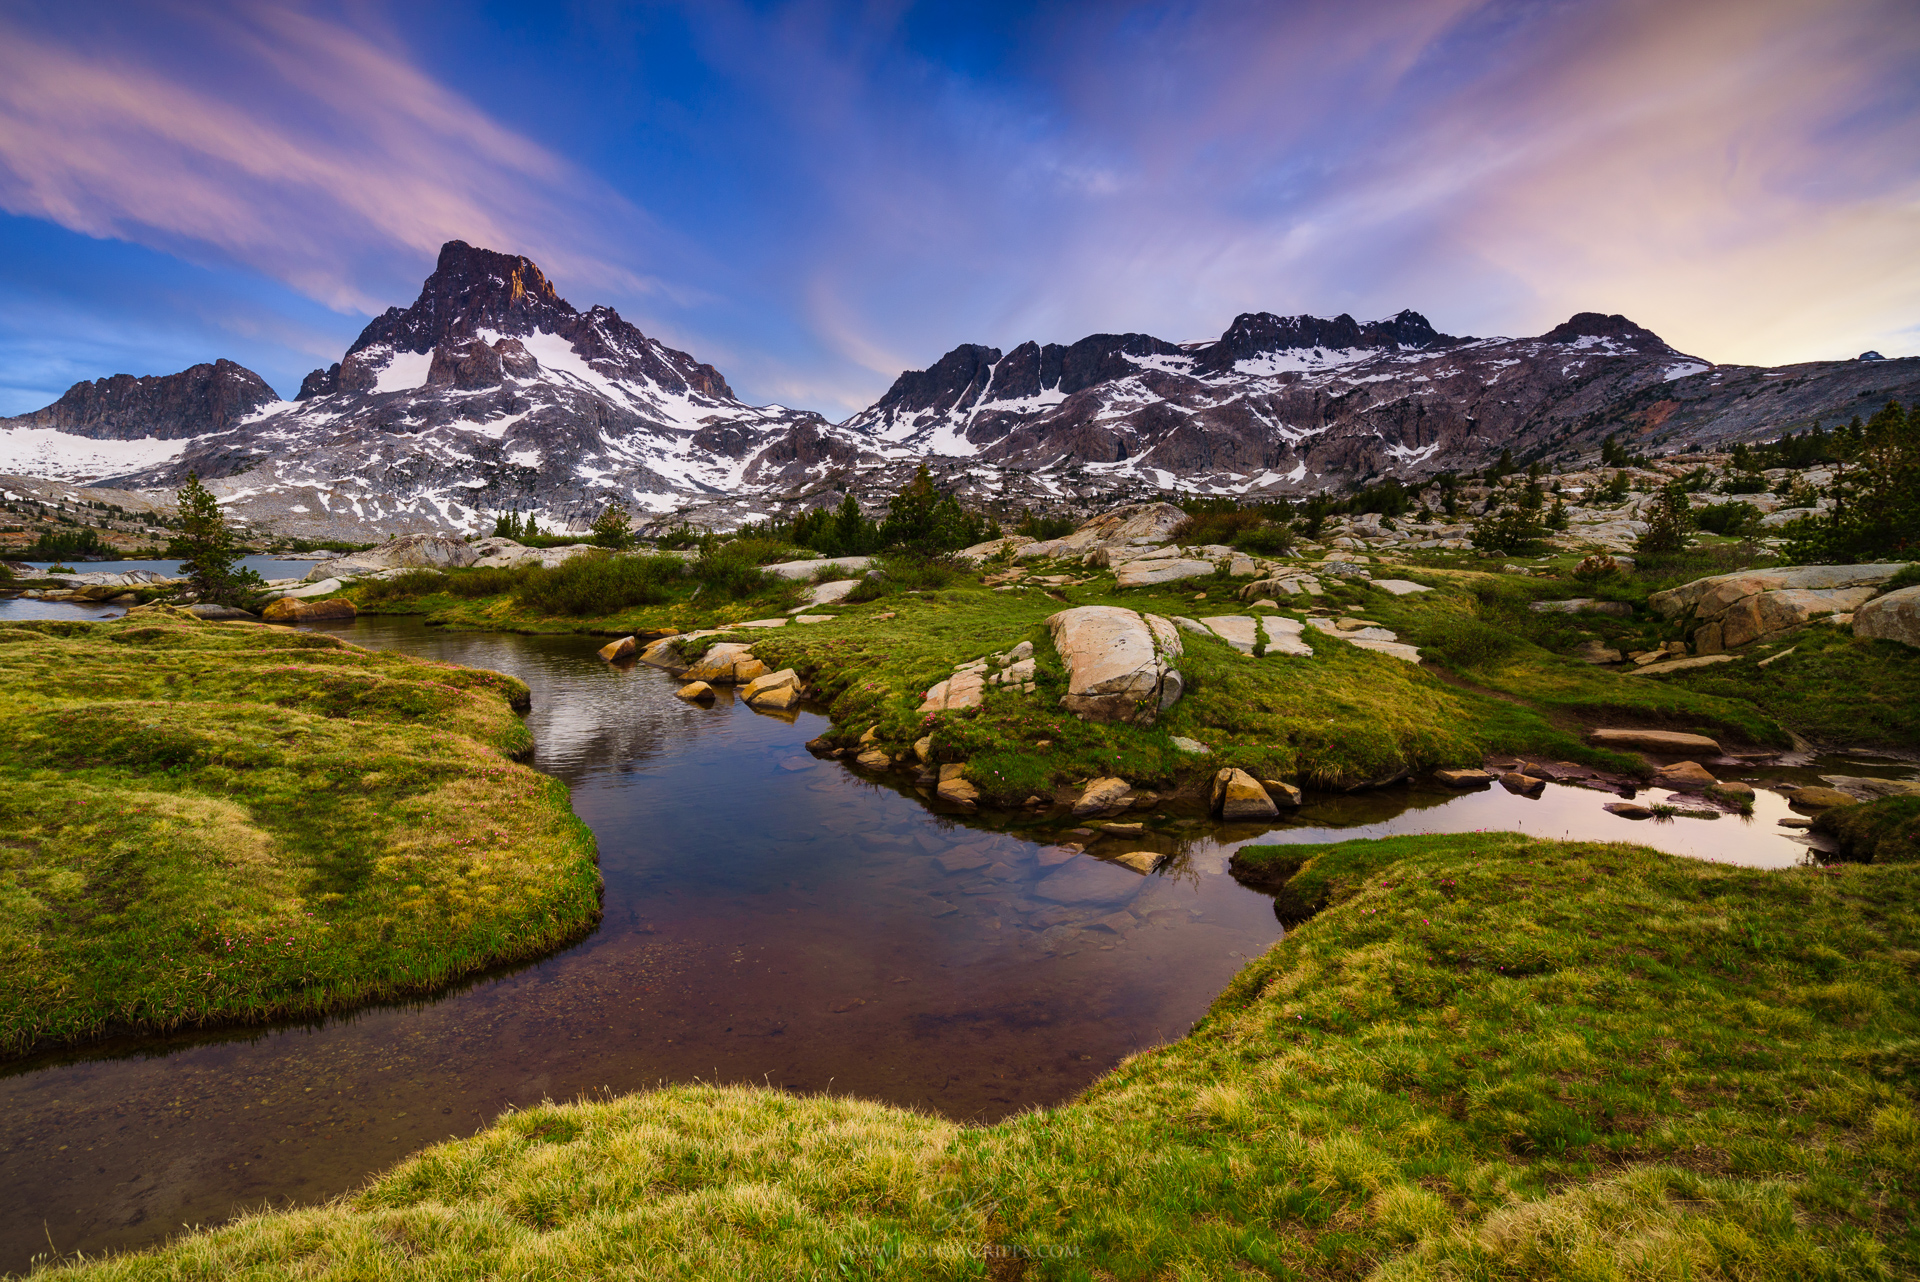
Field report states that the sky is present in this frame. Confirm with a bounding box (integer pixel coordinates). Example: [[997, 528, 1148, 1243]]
[[1, 0, 1916, 419]]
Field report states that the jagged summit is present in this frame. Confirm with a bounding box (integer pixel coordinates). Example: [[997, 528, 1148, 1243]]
[[297, 240, 736, 402]]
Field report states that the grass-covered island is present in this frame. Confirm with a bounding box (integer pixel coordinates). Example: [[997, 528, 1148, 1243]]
[[0, 606, 601, 1060], [42, 833, 1919, 1279]]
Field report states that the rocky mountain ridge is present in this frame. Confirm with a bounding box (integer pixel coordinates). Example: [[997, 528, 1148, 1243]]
[[2, 240, 1916, 539]]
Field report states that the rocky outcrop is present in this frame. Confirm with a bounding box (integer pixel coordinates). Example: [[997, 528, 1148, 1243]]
[[1651, 564, 1909, 650], [307, 534, 479, 581], [1047, 606, 1184, 725], [1855, 585, 1920, 649]]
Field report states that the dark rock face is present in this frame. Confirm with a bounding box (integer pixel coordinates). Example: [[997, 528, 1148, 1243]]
[[3, 360, 278, 440]]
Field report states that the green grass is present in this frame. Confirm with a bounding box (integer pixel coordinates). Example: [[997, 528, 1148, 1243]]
[[1650, 627, 1920, 750], [1817, 796, 1920, 865], [43, 834, 1920, 1279], [339, 550, 1795, 797], [0, 606, 601, 1059]]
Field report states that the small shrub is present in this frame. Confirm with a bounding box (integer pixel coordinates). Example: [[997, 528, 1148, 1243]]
[[1571, 555, 1623, 585], [446, 566, 531, 598], [360, 569, 449, 602], [688, 543, 777, 600], [516, 553, 683, 615], [1419, 614, 1520, 670]]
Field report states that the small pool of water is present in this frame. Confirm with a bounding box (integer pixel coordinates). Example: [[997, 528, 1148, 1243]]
[[0, 611, 1909, 1271]]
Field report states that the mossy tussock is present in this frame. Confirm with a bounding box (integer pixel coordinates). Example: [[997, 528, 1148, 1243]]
[[44, 834, 1920, 1279], [0, 609, 601, 1060]]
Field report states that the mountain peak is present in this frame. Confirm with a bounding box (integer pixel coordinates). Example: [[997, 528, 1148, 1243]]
[[1538, 312, 1670, 349], [345, 240, 575, 359]]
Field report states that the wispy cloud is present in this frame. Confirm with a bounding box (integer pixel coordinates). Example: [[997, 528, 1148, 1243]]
[[0, 3, 665, 314]]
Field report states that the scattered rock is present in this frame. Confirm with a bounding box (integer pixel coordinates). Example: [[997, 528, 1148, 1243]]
[[805, 579, 862, 606], [1652, 760, 1718, 790], [912, 735, 933, 763], [1709, 780, 1756, 800], [187, 603, 260, 620], [1099, 822, 1146, 838], [1260, 779, 1303, 806], [1778, 817, 1813, 829], [764, 556, 873, 581], [597, 636, 638, 662], [1371, 579, 1433, 596], [744, 669, 802, 710], [683, 642, 757, 683], [1072, 777, 1134, 817], [854, 749, 893, 771], [1170, 735, 1209, 754], [1588, 728, 1723, 755], [917, 668, 986, 713], [1604, 802, 1654, 819], [1854, 584, 1920, 649], [675, 681, 715, 702], [1115, 557, 1216, 588], [1434, 768, 1493, 787], [1782, 786, 1857, 809], [732, 657, 770, 683], [1572, 639, 1625, 664], [1500, 772, 1545, 796], [935, 764, 979, 808], [1212, 767, 1279, 821]]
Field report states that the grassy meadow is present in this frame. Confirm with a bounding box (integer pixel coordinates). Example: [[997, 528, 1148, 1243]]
[[40, 832, 1920, 1279], [334, 549, 1805, 801], [0, 606, 601, 1059]]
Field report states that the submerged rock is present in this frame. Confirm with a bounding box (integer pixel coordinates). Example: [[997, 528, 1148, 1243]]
[[596, 635, 637, 662]]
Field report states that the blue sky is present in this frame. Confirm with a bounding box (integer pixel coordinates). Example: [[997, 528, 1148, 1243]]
[[2, 0, 1917, 418]]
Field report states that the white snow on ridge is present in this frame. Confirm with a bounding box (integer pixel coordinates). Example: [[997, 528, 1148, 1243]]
[[373, 348, 434, 394], [0, 426, 192, 481], [1386, 441, 1441, 465], [1663, 360, 1711, 381], [1233, 348, 1369, 377]]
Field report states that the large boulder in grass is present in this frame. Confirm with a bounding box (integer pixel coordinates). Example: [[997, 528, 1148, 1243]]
[[1855, 585, 1920, 649], [1047, 606, 1184, 724]]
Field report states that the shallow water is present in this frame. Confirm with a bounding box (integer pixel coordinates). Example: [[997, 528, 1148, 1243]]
[[12, 556, 324, 582], [0, 612, 1910, 1270]]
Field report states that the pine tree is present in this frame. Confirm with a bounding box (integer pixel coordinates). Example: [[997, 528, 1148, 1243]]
[[1636, 481, 1695, 555], [167, 473, 263, 606], [590, 504, 632, 549]]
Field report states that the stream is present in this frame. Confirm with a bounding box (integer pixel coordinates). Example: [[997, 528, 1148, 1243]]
[[0, 607, 1911, 1271]]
